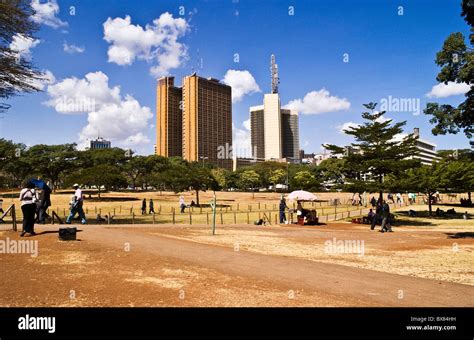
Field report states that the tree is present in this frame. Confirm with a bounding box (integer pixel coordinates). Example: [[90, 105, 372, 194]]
[[66, 164, 127, 198], [186, 163, 216, 205], [254, 162, 286, 188], [238, 170, 261, 192], [211, 168, 228, 190], [394, 165, 443, 216], [439, 159, 474, 203], [0, 0, 43, 112], [78, 147, 128, 168], [269, 169, 286, 191], [292, 170, 319, 191], [317, 157, 346, 189], [123, 156, 147, 189], [424, 1, 474, 138], [325, 103, 420, 201], [27, 144, 78, 190], [0, 139, 31, 187]]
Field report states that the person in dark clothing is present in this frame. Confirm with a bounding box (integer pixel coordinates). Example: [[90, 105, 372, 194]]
[[19, 181, 37, 236], [371, 202, 382, 230], [363, 209, 374, 224], [370, 196, 377, 209], [279, 196, 289, 224], [380, 201, 393, 232], [141, 198, 147, 215], [149, 199, 154, 214], [36, 187, 51, 224]]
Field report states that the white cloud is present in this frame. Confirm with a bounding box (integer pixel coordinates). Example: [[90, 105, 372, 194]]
[[123, 132, 150, 146], [103, 13, 188, 77], [44, 71, 152, 147], [285, 88, 350, 115], [222, 70, 261, 103], [63, 42, 85, 54], [9, 34, 40, 61], [426, 82, 471, 98], [243, 118, 251, 131], [31, 0, 68, 29], [232, 119, 252, 157], [337, 121, 359, 134], [79, 97, 152, 148], [45, 71, 121, 113]]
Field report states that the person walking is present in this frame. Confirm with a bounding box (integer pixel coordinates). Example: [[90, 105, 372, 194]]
[[371, 201, 382, 230], [149, 199, 155, 214], [66, 184, 87, 224], [179, 196, 186, 213], [36, 187, 51, 224], [279, 196, 289, 224], [370, 196, 377, 209], [396, 193, 402, 206], [19, 181, 37, 236], [380, 201, 393, 232], [141, 199, 147, 215]]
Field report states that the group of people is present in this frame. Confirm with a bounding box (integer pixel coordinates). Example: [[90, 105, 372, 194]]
[[19, 181, 52, 237], [141, 198, 155, 214], [366, 198, 393, 233], [179, 196, 196, 213]]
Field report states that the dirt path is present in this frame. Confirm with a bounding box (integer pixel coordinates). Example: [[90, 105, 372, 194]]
[[74, 225, 473, 307]]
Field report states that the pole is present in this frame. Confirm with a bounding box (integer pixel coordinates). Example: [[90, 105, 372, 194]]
[[12, 204, 17, 232], [211, 194, 217, 235]]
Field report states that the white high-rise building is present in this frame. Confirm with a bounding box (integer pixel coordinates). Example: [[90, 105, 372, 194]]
[[249, 55, 299, 161]]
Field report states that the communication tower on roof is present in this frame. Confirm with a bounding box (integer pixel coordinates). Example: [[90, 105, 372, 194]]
[[270, 54, 279, 94]]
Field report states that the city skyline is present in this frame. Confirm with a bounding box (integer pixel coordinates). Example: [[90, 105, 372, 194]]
[[0, 0, 472, 155]]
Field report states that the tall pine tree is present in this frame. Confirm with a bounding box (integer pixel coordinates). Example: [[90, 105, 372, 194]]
[[325, 103, 420, 201]]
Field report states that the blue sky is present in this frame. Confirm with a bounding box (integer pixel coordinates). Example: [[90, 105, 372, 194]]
[[1, 0, 471, 155]]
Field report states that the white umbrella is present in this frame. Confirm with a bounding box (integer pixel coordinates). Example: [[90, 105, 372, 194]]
[[287, 190, 318, 202]]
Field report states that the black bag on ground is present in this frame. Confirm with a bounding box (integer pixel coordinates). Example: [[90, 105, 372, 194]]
[[59, 227, 77, 241]]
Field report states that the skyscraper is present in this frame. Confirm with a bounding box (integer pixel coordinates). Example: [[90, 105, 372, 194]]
[[281, 108, 299, 158], [250, 55, 299, 161], [156, 76, 182, 157], [182, 73, 232, 169]]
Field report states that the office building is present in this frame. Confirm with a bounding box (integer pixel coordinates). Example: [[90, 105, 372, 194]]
[[90, 137, 111, 150], [182, 73, 232, 169], [410, 128, 441, 165], [156, 76, 183, 157], [250, 55, 299, 161]]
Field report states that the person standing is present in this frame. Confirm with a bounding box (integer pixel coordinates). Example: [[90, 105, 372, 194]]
[[141, 198, 147, 215], [36, 186, 51, 224], [179, 196, 186, 213], [279, 196, 288, 224], [380, 201, 393, 232], [19, 181, 37, 236], [66, 184, 87, 224], [149, 199, 155, 214]]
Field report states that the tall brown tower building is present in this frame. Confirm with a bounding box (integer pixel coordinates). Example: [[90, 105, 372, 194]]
[[156, 77, 182, 157], [182, 74, 232, 169]]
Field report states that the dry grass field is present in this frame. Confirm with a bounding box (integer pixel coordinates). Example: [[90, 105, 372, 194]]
[[1, 190, 451, 225]]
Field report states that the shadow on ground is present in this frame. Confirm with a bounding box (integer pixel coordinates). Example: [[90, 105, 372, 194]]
[[446, 232, 474, 239]]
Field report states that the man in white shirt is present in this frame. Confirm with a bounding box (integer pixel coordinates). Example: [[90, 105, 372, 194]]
[[66, 184, 87, 224]]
